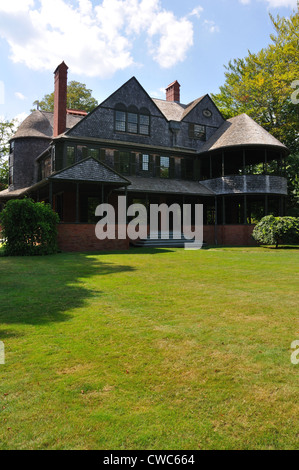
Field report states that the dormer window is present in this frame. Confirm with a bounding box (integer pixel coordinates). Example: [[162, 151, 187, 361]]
[[189, 123, 206, 140], [115, 104, 150, 135]]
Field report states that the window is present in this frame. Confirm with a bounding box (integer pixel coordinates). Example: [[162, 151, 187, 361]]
[[119, 151, 130, 175], [66, 146, 75, 166], [77, 145, 88, 161], [160, 156, 170, 178], [189, 123, 206, 140], [115, 105, 150, 135], [142, 154, 149, 171]]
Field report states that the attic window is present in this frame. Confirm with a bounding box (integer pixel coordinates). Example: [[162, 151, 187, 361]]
[[115, 105, 150, 135], [189, 123, 206, 140]]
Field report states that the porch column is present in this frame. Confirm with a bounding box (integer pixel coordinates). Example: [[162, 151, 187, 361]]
[[222, 196, 226, 225], [243, 149, 246, 175], [125, 186, 128, 225], [244, 195, 247, 224], [222, 151, 225, 177], [214, 196, 218, 245], [76, 183, 79, 224]]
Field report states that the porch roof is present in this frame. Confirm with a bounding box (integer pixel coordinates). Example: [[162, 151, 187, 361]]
[[120, 176, 214, 196], [50, 157, 131, 185]]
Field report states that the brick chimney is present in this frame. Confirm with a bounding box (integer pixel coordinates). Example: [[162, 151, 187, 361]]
[[53, 61, 68, 137], [166, 80, 180, 102]]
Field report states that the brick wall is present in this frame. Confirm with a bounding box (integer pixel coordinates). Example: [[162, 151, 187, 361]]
[[57, 224, 129, 252]]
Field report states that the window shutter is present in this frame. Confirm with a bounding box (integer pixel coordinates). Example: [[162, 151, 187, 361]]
[[181, 158, 186, 179], [169, 157, 175, 179], [193, 159, 201, 180], [149, 155, 154, 175], [139, 154, 143, 171], [114, 151, 120, 173], [100, 149, 105, 162], [130, 153, 136, 175], [155, 155, 160, 177]]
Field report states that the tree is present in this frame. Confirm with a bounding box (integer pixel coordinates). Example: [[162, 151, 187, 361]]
[[212, 9, 299, 153], [0, 119, 16, 190], [212, 8, 299, 215], [33, 81, 98, 113], [0, 198, 59, 256], [252, 215, 299, 248]]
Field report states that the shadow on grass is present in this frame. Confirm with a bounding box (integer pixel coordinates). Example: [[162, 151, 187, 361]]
[[0, 252, 135, 326]]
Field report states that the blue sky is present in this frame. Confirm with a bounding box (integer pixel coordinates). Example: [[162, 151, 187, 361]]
[[0, 0, 297, 123]]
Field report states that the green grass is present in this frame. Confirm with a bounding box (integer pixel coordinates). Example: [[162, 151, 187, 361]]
[[0, 246, 298, 450]]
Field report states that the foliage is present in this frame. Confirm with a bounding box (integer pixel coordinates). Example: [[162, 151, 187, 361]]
[[32, 81, 98, 113], [252, 215, 299, 248], [212, 9, 299, 154], [0, 119, 16, 190], [0, 198, 59, 256], [286, 153, 299, 216]]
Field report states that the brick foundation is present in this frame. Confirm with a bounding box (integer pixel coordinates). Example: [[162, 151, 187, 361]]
[[57, 224, 129, 252]]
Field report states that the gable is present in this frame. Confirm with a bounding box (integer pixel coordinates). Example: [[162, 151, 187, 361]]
[[182, 95, 225, 128], [50, 157, 130, 185]]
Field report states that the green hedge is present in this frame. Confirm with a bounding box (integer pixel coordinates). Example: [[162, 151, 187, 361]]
[[252, 215, 299, 248], [0, 198, 59, 256]]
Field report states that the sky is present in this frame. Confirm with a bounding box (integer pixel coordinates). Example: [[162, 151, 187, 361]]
[[0, 0, 297, 123]]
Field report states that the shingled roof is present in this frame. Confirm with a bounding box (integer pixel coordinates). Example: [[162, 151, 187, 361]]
[[152, 96, 205, 122], [123, 176, 214, 196], [50, 157, 130, 185], [200, 113, 287, 153], [12, 110, 83, 139]]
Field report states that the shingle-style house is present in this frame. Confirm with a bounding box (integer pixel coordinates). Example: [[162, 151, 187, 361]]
[[0, 62, 288, 251]]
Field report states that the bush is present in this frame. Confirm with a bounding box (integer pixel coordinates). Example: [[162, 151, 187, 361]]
[[0, 198, 59, 256], [252, 215, 299, 248]]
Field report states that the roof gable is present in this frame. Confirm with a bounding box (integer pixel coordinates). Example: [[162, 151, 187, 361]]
[[50, 157, 130, 184]]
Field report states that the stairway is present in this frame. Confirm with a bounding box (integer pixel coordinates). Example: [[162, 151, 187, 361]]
[[131, 232, 205, 248]]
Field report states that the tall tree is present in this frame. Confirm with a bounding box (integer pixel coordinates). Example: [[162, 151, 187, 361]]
[[33, 81, 98, 113], [212, 9, 299, 153], [0, 119, 16, 190], [212, 8, 299, 215]]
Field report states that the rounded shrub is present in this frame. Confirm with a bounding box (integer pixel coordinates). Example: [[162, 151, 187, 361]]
[[0, 198, 59, 256], [252, 215, 299, 248]]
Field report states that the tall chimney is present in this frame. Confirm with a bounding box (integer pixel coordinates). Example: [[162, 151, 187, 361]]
[[53, 61, 68, 137], [166, 80, 180, 102]]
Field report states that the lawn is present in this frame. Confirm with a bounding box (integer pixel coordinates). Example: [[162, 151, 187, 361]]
[[0, 246, 298, 450]]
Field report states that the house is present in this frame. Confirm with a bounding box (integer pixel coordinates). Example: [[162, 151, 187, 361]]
[[0, 62, 288, 251]]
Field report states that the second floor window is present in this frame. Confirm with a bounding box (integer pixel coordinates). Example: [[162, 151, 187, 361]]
[[189, 123, 206, 141], [115, 105, 150, 135]]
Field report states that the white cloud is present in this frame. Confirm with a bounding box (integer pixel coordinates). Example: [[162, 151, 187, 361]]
[[204, 20, 220, 34], [0, 0, 202, 77], [14, 112, 29, 126], [263, 0, 298, 7], [189, 6, 204, 19], [240, 0, 297, 7], [15, 92, 26, 100]]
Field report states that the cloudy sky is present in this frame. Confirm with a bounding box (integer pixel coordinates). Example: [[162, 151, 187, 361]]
[[0, 0, 297, 122]]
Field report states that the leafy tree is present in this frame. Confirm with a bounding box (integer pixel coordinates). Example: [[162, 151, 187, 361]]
[[212, 9, 299, 153], [252, 215, 299, 248], [212, 8, 299, 215], [33, 81, 98, 113], [0, 119, 16, 190], [0, 198, 59, 256]]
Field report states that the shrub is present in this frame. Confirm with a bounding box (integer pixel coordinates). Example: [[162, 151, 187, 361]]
[[252, 215, 299, 248], [0, 198, 59, 256]]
